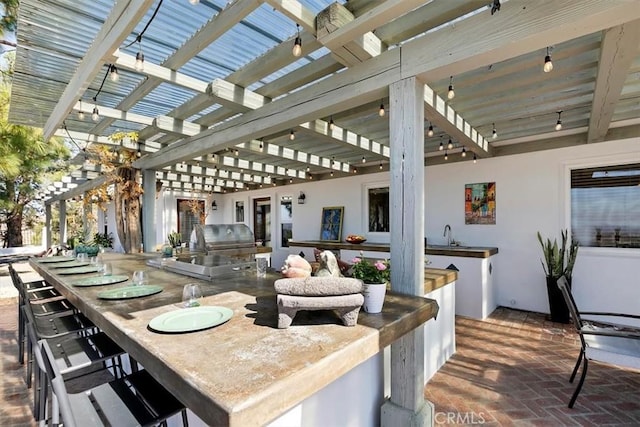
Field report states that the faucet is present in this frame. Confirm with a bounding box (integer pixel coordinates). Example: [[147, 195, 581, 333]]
[[443, 224, 452, 246]]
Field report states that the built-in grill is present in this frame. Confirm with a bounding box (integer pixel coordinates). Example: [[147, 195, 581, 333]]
[[149, 224, 257, 281]]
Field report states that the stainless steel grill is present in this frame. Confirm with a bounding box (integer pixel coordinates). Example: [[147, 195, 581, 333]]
[[151, 224, 257, 281]]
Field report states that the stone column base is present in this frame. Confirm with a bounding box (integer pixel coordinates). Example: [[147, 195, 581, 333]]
[[381, 399, 434, 427]]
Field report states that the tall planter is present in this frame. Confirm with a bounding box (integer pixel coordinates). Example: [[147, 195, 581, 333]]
[[545, 276, 570, 323]]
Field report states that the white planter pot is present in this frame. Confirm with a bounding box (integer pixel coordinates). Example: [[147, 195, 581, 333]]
[[363, 283, 387, 314]]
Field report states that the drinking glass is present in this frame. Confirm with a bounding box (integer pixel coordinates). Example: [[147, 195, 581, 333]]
[[132, 270, 149, 286], [102, 262, 112, 276], [182, 283, 202, 308], [256, 258, 268, 278]]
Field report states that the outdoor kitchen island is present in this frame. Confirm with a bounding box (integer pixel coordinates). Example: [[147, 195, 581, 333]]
[[30, 252, 439, 427]]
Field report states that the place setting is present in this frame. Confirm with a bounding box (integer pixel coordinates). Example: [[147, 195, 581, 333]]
[[147, 283, 233, 334], [36, 256, 76, 263], [96, 269, 163, 300]]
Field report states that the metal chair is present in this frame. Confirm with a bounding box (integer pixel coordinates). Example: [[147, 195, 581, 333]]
[[38, 338, 188, 427], [557, 276, 640, 408]]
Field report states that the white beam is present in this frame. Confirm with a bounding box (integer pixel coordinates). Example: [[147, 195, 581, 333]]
[[587, 19, 640, 143], [73, 101, 154, 126], [263, 0, 316, 33], [43, 0, 156, 140]]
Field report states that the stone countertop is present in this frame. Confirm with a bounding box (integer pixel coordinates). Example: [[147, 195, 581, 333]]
[[289, 240, 499, 259], [424, 268, 458, 294], [30, 253, 438, 427]]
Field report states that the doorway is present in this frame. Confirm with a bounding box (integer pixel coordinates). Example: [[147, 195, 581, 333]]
[[253, 197, 271, 247]]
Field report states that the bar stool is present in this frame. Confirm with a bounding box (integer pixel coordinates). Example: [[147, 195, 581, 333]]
[[38, 339, 189, 427]]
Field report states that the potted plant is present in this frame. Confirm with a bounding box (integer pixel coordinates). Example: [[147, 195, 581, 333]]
[[91, 231, 114, 253], [537, 230, 579, 323], [168, 231, 182, 254], [350, 255, 390, 314]]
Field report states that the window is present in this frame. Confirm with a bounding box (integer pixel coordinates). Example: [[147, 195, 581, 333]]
[[253, 197, 271, 247], [177, 199, 204, 243], [366, 185, 389, 233], [280, 196, 293, 248], [571, 163, 640, 248]]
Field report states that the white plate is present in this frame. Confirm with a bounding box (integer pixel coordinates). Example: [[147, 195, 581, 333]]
[[148, 306, 233, 333]]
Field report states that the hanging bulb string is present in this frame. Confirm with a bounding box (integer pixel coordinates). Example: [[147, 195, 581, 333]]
[[123, 0, 164, 49], [91, 65, 112, 103], [62, 121, 89, 154]]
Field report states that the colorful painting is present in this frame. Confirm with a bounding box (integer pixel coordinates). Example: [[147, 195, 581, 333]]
[[320, 206, 344, 241], [465, 182, 496, 224]]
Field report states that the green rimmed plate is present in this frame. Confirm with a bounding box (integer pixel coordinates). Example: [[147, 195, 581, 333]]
[[148, 306, 233, 334], [72, 275, 129, 287], [97, 285, 163, 300], [37, 256, 75, 263], [56, 266, 101, 275], [50, 261, 90, 269]]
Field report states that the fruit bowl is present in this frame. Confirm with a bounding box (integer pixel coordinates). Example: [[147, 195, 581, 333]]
[[346, 234, 366, 244]]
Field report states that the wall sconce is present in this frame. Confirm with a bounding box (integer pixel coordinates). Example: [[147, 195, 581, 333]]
[[297, 191, 306, 204], [211, 200, 218, 210]]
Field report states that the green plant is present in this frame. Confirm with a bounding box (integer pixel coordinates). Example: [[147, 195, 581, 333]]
[[537, 229, 579, 279], [168, 231, 182, 248], [350, 255, 390, 284], [91, 231, 114, 248]]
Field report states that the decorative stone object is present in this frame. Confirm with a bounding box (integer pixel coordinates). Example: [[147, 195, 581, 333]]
[[274, 277, 364, 328], [315, 250, 342, 277], [280, 254, 312, 278]]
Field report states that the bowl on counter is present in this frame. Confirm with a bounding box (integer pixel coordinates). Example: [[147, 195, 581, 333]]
[[346, 235, 367, 244]]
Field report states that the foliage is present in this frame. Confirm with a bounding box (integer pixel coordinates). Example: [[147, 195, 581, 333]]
[[91, 231, 114, 248], [537, 229, 579, 280], [350, 255, 390, 284], [0, 82, 70, 246], [108, 131, 138, 144], [0, 0, 18, 50], [168, 231, 182, 248]]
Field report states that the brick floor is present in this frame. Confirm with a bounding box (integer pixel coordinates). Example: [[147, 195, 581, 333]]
[[0, 282, 638, 426], [426, 308, 640, 426]]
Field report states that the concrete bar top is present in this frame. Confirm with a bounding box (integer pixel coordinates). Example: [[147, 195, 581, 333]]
[[289, 240, 498, 258], [30, 252, 438, 427]]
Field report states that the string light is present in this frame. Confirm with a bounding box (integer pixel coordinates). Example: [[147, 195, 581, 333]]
[[259, 139, 264, 151], [447, 138, 453, 150], [292, 24, 302, 57], [378, 101, 385, 117], [361, 156, 366, 163], [444, 151, 448, 161], [289, 130, 295, 140], [473, 153, 477, 164], [109, 64, 119, 82], [329, 117, 335, 130], [492, 123, 498, 139], [77, 99, 85, 120], [427, 123, 434, 137], [379, 162, 383, 170], [91, 97, 99, 122], [461, 147, 467, 157], [439, 136, 444, 151], [543, 46, 553, 73], [447, 76, 455, 100], [555, 110, 563, 131], [135, 40, 145, 72]]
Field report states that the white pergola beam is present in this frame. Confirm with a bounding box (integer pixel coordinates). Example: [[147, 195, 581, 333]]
[[43, 0, 156, 140], [208, 79, 271, 111], [587, 19, 640, 143], [263, 0, 316, 33]]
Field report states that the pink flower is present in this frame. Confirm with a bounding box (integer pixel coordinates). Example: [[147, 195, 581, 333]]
[[374, 261, 387, 271], [351, 257, 362, 264]]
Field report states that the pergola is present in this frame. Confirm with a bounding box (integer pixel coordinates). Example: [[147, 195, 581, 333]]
[[9, 0, 640, 202]]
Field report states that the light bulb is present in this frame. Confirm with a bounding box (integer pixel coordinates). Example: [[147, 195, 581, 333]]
[[78, 110, 85, 121], [447, 76, 455, 100], [289, 130, 295, 140], [461, 147, 467, 157], [473, 154, 477, 164], [378, 103, 385, 117], [361, 156, 366, 164], [543, 55, 553, 73], [555, 120, 562, 131], [292, 36, 302, 57], [91, 106, 99, 122], [444, 151, 448, 160], [379, 163, 383, 170], [447, 139, 453, 150], [135, 51, 145, 72], [492, 124, 497, 139], [189, 0, 199, 4], [427, 124, 434, 137], [109, 65, 119, 82], [439, 141, 444, 151], [329, 118, 334, 130]]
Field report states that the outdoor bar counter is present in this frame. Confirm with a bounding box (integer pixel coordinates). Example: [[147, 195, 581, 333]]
[[30, 252, 439, 427]]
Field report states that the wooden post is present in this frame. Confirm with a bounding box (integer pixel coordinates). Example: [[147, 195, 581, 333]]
[[59, 200, 67, 248], [382, 76, 432, 426], [142, 169, 157, 253], [45, 203, 52, 249]]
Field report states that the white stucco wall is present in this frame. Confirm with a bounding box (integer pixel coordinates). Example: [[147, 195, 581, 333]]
[[207, 137, 639, 317]]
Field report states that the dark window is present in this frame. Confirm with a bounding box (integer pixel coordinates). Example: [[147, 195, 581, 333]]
[[571, 163, 640, 248]]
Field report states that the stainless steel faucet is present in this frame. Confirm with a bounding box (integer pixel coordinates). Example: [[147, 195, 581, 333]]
[[443, 224, 452, 246]]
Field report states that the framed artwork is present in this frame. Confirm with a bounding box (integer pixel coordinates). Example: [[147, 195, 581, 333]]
[[320, 206, 344, 241], [465, 182, 496, 224]]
